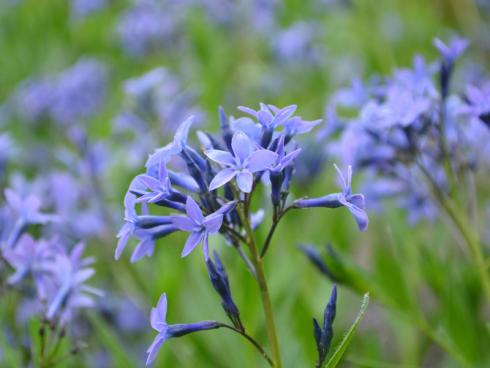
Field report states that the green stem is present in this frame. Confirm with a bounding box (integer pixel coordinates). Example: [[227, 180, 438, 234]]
[[417, 162, 490, 302], [218, 323, 273, 366], [239, 195, 282, 368]]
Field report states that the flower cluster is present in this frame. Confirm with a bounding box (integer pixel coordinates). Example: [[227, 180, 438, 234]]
[[13, 58, 107, 126], [326, 37, 490, 224], [117, 103, 368, 365], [0, 189, 102, 326]]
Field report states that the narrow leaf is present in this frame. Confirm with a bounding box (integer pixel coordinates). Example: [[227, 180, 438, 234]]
[[325, 293, 370, 368]]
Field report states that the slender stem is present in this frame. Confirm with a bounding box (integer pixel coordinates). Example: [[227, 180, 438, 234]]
[[238, 195, 282, 368], [417, 162, 490, 302], [218, 323, 273, 366], [260, 207, 292, 258], [439, 95, 456, 193]]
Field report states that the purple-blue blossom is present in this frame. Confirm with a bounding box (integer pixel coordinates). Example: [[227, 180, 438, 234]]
[[170, 196, 230, 259], [205, 131, 278, 193], [295, 165, 368, 231], [146, 293, 220, 366]]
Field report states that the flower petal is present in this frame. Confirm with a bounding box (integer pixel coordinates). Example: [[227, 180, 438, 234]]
[[170, 215, 196, 232], [185, 196, 204, 224], [231, 131, 252, 163], [181, 231, 204, 257], [146, 333, 166, 367], [236, 171, 253, 193], [209, 169, 237, 191], [205, 150, 235, 167], [246, 150, 278, 172], [203, 213, 223, 233]]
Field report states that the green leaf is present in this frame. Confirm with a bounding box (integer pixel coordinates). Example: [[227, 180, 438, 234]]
[[325, 293, 370, 368]]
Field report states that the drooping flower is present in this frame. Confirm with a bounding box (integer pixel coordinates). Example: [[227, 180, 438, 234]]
[[146, 293, 220, 366], [205, 131, 278, 193], [294, 165, 368, 231]]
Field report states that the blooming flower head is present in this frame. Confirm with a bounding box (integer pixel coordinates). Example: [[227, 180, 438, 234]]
[[2, 234, 56, 288], [45, 242, 103, 326], [205, 131, 278, 193], [170, 196, 228, 259]]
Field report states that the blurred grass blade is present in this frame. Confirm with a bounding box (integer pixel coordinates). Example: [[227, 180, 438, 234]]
[[325, 293, 370, 368]]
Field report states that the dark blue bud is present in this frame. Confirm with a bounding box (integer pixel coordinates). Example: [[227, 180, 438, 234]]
[[206, 251, 243, 331], [313, 285, 337, 366], [299, 244, 338, 282]]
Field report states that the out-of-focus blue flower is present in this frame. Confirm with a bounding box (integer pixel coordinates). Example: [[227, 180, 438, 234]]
[[3, 188, 57, 248], [2, 234, 56, 288], [170, 196, 228, 259], [273, 21, 324, 66], [146, 292, 220, 366], [299, 244, 337, 282], [14, 79, 54, 122], [461, 84, 490, 128], [295, 165, 368, 231], [123, 67, 203, 133], [71, 0, 107, 20], [116, 0, 183, 57], [50, 59, 107, 125], [433, 37, 469, 66], [13, 59, 107, 125], [313, 285, 337, 366], [433, 37, 468, 98], [205, 131, 278, 193], [45, 242, 103, 326]]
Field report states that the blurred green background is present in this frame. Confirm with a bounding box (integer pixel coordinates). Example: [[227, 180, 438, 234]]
[[1, 0, 489, 367]]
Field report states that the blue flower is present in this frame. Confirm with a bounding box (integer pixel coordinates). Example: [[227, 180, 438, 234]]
[[295, 165, 368, 231], [145, 116, 194, 168], [45, 243, 103, 326], [205, 131, 278, 193], [238, 103, 297, 130], [170, 196, 232, 259], [146, 293, 220, 366], [2, 234, 55, 288]]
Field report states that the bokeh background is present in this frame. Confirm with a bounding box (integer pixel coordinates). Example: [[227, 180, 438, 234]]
[[1, 0, 490, 367]]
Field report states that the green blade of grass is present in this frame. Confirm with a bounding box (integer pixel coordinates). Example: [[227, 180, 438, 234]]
[[325, 293, 370, 368]]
